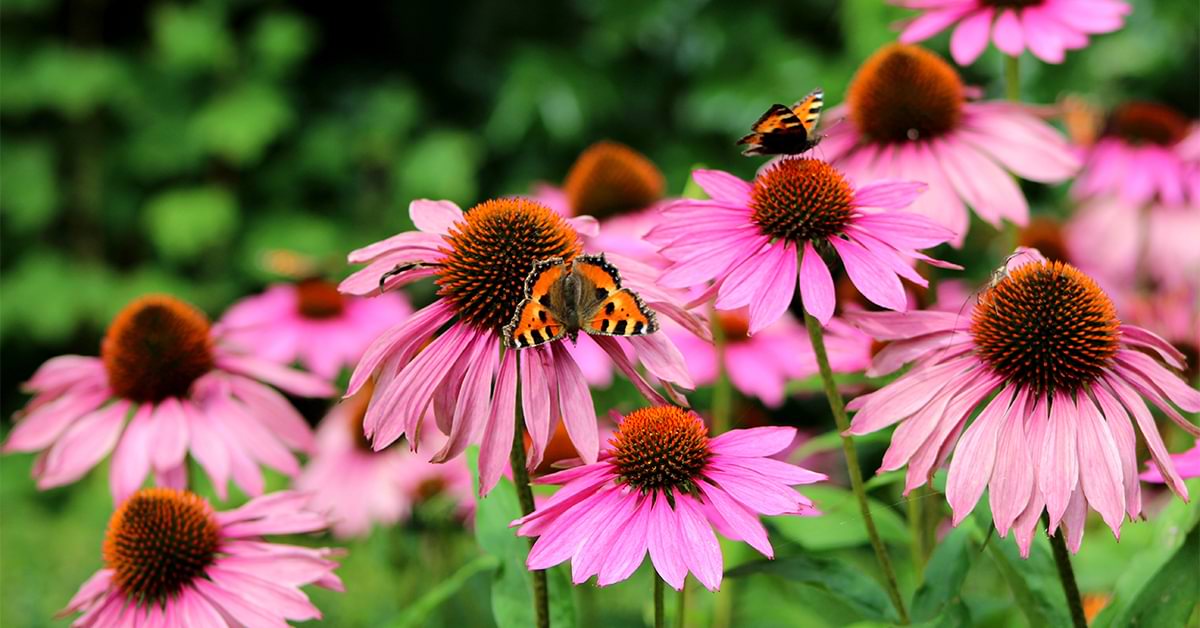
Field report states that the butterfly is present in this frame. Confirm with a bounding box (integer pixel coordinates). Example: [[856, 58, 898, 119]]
[[503, 254, 659, 349], [736, 87, 824, 156]]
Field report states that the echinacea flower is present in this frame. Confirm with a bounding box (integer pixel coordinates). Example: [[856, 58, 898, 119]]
[[1073, 102, 1200, 207], [511, 406, 825, 591], [340, 198, 701, 495], [820, 44, 1079, 243], [648, 157, 957, 331], [843, 250, 1200, 555], [1066, 195, 1200, 292], [892, 0, 1130, 65], [668, 309, 872, 407], [60, 488, 343, 626], [220, 279, 412, 380], [297, 382, 474, 538], [1141, 440, 1200, 483], [4, 295, 333, 503]]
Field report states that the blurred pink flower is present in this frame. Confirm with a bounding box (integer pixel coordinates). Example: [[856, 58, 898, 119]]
[[892, 0, 1130, 65], [1142, 441, 1200, 482], [221, 279, 412, 380], [1066, 196, 1200, 291], [61, 488, 342, 627], [844, 251, 1200, 556], [4, 295, 333, 503], [340, 198, 703, 496], [1073, 102, 1200, 206], [298, 383, 473, 539], [648, 158, 956, 331], [822, 44, 1079, 244], [668, 309, 872, 407], [512, 407, 824, 591]]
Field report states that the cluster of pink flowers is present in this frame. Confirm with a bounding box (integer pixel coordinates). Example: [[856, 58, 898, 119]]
[[6, 3, 1199, 624]]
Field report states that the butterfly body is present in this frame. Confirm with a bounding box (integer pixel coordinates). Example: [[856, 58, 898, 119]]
[[737, 88, 825, 156], [503, 254, 658, 349]]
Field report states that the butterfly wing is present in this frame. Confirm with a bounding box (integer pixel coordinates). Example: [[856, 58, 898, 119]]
[[790, 87, 824, 134], [504, 259, 569, 349], [568, 255, 659, 338], [737, 104, 812, 156]]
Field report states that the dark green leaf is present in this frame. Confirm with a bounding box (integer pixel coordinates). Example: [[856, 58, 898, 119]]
[[727, 553, 897, 622], [983, 532, 1072, 628], [911, 525, 974, 621], [1106, 519, 1199, 627], [770, 485, 909, 550]]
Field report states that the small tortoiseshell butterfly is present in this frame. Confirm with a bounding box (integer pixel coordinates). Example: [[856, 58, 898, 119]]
[[503, 254, 659, 349], [737, 87, 824, 156]]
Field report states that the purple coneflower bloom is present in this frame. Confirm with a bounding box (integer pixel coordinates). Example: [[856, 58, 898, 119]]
[[844, 250, 1200, 555], [61, 489, 342, 626], [5, 295, 333, 502], [512, 406, 824, 591], [340, 198, 701, 495], [892, 0, 1130, 65], [647, 157, 956, 331]]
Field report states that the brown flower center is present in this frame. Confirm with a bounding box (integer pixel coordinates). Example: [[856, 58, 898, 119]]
[[296, 278, 346, 319], [563, 141, 665, 219], [611, 406, 711, 493], [848, 44, 965, 144], [716, 312, 751, 343], [751, 158, 855, 243], [102, 296, 215, 403], [1017, 218, 1070, 264], [437, 198, 581, 331], [972, 261, 1120, 395], [344, 380, 377, 452], [103, 488, 220, 606], [1106, 102, 1190, 147]]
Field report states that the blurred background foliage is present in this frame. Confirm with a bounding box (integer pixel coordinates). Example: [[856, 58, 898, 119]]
[[1, 0, 1197, 626]]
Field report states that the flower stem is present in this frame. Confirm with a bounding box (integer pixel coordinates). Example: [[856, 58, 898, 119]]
[[510, 396, 550, 628], [711, 305, 733, 434], [803, 310, 910, 624], [654, 573, 665, 628], [1045, 516, 1088, 628], [1005, 55, 1021, 101], [675, 580, 687, 628]]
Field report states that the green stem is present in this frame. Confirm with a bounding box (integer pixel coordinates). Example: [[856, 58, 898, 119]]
[[675, 580, 687, 628], [1005, 54, 1021, 102], [511, 396, 550, 628], [908, 486, 927, 580], [803, 310, 910, 624], [711, 306, 733, 434], [1046, 517, 1088, 628], [654, 573, 665, 628]]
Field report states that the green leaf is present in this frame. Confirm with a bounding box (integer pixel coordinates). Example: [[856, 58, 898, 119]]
[[982, 531, 1072, 628], [727, 553, 897, 622], [0, 141, 58, 233], [910, 525, 974, 621], [466, 449, 576, 628], [250, 12, 313, 76], [190, 84, 294, 165], [143, 186, 239, 262], [394, 130, 480, 207], [24, 46, 130, 116], [152, 4, 235, 72], [770, 485, 909, 551], [391, 553, 499, 628], [1105, 519, 1199, 627]]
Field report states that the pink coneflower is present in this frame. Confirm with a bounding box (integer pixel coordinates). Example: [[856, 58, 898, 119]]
[[668, 309, 872, 407], [1073, 102, 1200, 206], [1141, 440, 1200, 483], [892, 0, 1130, 65], [843, 251, 1200, 555], [340, 198, 700, 495], [648, 157, 957, 331], [820, 44, 1079, 243], [220, 279, 412, 380], [511, 406, 824, 590], [297, 382, 473, 538], [4, 295, 333, 503], [60, 488, 343, 626], [1066, 195, 1200, 292]]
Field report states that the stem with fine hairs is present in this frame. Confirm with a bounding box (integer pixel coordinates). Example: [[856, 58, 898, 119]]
[[1005, 54, 1021, 101], [510, 387, 550, 628], [1045, 515, 1088, 628]]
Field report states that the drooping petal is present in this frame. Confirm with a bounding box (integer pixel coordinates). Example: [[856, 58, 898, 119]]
[[479, 351, 518, 496], [986, 388, 1034, 534], [1074, 393, 1126, 535], [1039, 393, 1080, 528], [829, 236, 907, 312], [551, 342, 599, 465], [798, 241, 835, 325], [946, 386, 1013, 525], [949, 8, 994, 65], [674, 495, 724, 591]]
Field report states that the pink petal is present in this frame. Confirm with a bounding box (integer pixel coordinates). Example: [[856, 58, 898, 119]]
[[1039, 393, 1079, 528], [798, 242, 835, 325], [674, 496, 723, 591], [647, 494, 688, 590], [347, 231, 446, 265], [572, 495, 641, 583], [841, 310, 962, 340], [217, 354, 335, 398], [692, 169, 752, 206], [344, 300, 454, 398], [1021, 8, 1066, 63], [845, 357, 970, 434], [1115, 350, 1200, 412], [829, 236, 906, 312], [946, 386, 1013, 525], [709, 426, 796, 458], [698, 483, 772, 557], [227, 376, 315, 453], [899, 7, 973, 43], [627, 333, 694, 389], [992, 9, 1024, 55], [950, 8, 994, 65], [193, 578, 288, 628], [1091, 386, 1143, 518], [597, 497, 653, 586], [109, 405, 154, 503], [520, 346, 554, 469], [207, 567, 320, 621], [853, 180, 928, 210], [38, 402, 127, 489], [151, 397, 189, 472], [987, 389, 1034, 533], [747, 243, 798, 336], [430, 334, 497, 463], [1074, 393, 1126, 534], [185, 403, 232, 500], [479, 351, 518, 496], [4, 388, 109, 453], [551, 342, 599, 465], [527, 488, 620, 569], [410, 199, 463, 235]]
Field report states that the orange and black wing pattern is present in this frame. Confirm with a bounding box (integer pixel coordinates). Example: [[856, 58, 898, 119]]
[[737, 88, 824, 156], [572, 255, 659, 338], [504, 258, 568, 349]]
